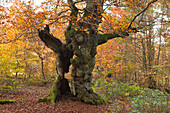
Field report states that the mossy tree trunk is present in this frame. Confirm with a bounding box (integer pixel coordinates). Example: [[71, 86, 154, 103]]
[[37, 0, 133, 105], [69, 31, 105, 104], [37, 25, 73, 104]]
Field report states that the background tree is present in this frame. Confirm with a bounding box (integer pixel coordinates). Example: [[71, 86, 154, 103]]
[[95, 0, 169, 91]]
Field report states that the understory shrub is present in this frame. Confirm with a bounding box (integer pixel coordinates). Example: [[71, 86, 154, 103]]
[[93, 77, 169, 113], [0, 77, 23, 93]]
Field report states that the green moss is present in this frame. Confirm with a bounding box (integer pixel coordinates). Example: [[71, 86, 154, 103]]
[[78, 93, 107, 105], [73, 46, 77, 50], [77, 94, 82, 99], [88, 99, 95, 105], [17, 100, 22, 103], [82, 96, 99, 105], [68, 29, 75, 37], [50, 78, 58, 105], [98, 34, 108, 41], [37, 97, 51, 102], [70, 57, 79, 66], [70, 58, 74, 64], [95, 99, 102, 105], [74, 51, 81, 57], [84, 56, 91, 63], [74, 57, 79, 64], [0, 100, 16, 104], [96, 98, 108, 105], [37, 78, 59, 105], [82, 96, 89, 103]]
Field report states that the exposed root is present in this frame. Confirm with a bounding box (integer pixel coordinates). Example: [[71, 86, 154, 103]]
[[77, 92, 107, 105]]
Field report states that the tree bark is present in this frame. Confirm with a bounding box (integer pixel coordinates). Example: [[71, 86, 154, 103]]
[[37, 0, 136, 105], [69, 31, 106, 104], [37, 25, 73, 104], [37, 24, 130, 105]]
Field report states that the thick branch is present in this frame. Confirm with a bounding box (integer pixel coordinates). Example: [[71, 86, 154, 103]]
[[82, 0, 104, 28], [97, 31, 129, 45], [98, 0, 158, 45], [38, 25, 63, 53], [38, 25, 73, 73], [68, 0, 78, 19], [65, 0, 79, 44]]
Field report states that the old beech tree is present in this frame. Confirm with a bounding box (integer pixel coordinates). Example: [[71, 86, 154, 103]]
[[37, 0, 157, 105]]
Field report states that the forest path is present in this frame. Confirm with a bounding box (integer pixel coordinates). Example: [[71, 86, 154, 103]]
[[0, 85, 112, 113]]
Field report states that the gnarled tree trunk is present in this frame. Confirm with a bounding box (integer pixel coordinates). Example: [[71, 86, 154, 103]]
[[37, 25, 129, 105], [37, 0, 155, 105], [37, 0, 129, 104], [69, 31, 104, 104]]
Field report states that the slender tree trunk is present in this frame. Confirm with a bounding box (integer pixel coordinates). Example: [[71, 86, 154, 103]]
[[134, 37, 137, 82], [41, 58, 45, 80], [147, 25, 156, 89], [38, 54, 45, 80], [141, 38, 147, 74]]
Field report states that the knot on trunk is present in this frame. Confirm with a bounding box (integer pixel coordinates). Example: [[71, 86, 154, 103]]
[[75, 34, 84, 43]]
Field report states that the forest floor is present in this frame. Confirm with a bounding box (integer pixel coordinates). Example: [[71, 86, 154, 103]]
[[0, 85, 112, 113]]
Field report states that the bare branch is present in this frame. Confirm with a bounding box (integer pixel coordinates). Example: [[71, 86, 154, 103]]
[[67, 0, 78, 26], [128, 0, 158, 29], [74, 0, 85, 5], [48, 15, 69, 25]]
